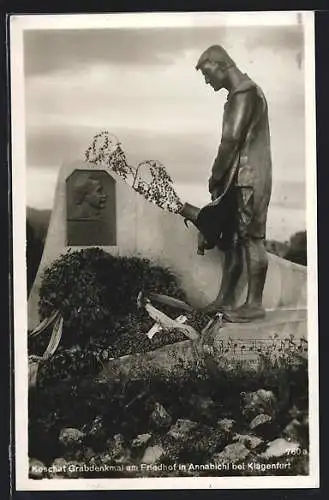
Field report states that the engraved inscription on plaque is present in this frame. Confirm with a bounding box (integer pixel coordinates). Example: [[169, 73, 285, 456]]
[[66, 170, 116, 246]]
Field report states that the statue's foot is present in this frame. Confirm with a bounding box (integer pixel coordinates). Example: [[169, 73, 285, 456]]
[[223, 304, 266, 323]]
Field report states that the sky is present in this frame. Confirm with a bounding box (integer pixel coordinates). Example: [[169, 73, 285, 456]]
[[24, 16, 307, 241]]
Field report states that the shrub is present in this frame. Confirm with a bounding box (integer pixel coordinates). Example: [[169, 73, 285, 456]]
[[35, 247, 187, 350]]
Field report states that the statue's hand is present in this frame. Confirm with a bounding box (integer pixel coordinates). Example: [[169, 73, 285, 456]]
[[197, 231, 215, 254]]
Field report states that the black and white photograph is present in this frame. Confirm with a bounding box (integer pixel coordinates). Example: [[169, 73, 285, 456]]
[[10, 11, 319, 490]]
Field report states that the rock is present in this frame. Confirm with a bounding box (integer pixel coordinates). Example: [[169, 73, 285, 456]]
[[59, 428, 85, 449], [282, 419, 302, 442], [167, 419, 198, 440], [233, 434, 263, 450], [250, 413, 272, 430], [241, 389, 277, 420], [212, 443, 250, 464], [149, 402, 172, 430], [217, 418, 236, 434], [131, 433, 152, 449], [29, 458, 47, 479], [249, 414, 276, 440], [141, 445, 165, 464], [260, 438, 300, 458]]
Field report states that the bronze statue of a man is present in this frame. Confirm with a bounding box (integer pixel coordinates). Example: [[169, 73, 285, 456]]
[[195, 45, 272, 322]]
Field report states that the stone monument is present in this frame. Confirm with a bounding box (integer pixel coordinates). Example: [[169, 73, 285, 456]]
[[28, 159, 307, 331]]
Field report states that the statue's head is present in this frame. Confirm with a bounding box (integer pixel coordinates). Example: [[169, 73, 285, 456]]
[[74, 175, 107, 210], [196, 45, 236, 92]]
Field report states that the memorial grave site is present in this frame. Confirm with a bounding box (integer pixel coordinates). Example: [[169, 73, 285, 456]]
[[28, 133, 309, 478]]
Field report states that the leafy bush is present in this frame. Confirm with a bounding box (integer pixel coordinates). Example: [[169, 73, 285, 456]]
[[285, 231, 307, 266], [34, 248, 187, 350], [266, 231, 307, 266]]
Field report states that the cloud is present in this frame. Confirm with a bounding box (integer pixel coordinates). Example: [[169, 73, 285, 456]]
[[26, 123, 216, 185], [23, 27, 222, 75], [244, 25, 303, 53], [24, 25, 303, 76]]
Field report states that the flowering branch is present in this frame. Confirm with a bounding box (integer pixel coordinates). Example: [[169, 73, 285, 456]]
[[84, 131, 183, 214]]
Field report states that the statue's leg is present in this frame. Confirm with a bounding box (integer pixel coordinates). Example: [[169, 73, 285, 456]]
[[223, 237, 268, 322], [203, 241, 243, 313], [222, 185, 269, 323], [244, 237, 268, 307]]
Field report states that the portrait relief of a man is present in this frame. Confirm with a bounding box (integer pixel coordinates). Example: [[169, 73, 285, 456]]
[[71, 174, 107, 220], [66, 170, 116, 246]]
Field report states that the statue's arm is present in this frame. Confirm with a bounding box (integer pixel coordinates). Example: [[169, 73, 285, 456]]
[[209, 90, 256, 192]]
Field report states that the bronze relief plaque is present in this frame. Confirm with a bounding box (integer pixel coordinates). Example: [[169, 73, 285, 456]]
[[66, 170, 116, 246]]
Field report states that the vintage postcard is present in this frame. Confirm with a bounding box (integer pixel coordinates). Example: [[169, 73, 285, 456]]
[[10, 11, 319, 490]]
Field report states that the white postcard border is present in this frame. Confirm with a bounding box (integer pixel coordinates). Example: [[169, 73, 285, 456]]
[[10, 10, 319, 490]]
